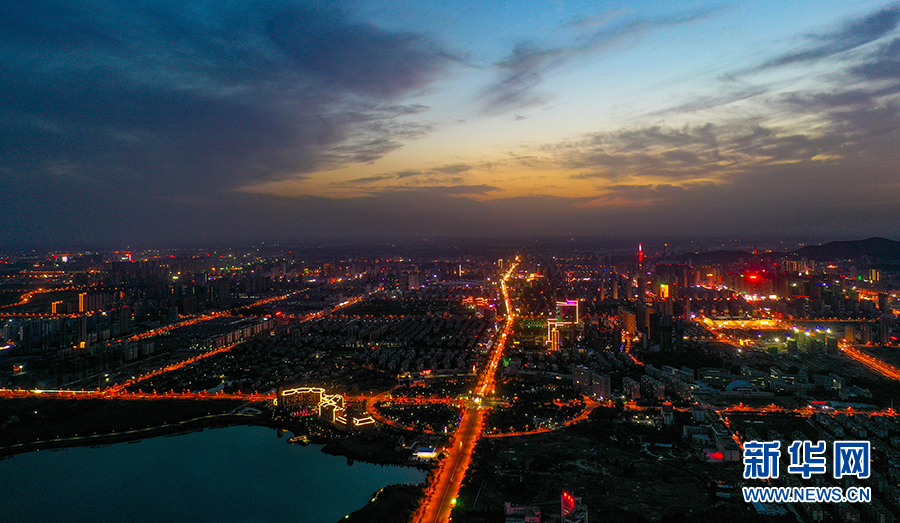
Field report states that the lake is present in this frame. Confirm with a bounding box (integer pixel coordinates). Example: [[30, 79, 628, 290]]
[[0, 425, 426, 523]]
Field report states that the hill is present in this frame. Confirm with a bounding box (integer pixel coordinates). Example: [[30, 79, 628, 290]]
[[792, 237, 900, 260]]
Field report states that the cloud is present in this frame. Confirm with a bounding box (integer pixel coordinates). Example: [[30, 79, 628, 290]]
[[578, 4, 900, 195], [231, 4, 900, 244], [432, 164, 471, 175], [412, 184, 499, 195], [540, 16, 900, 204], [651, 5, 900, 117], [746, 5, 900, 73], [338, 163, 478, 188], [651, 85, 771, 115], [545, 123, 734, 185], [4, 2, 900, 245], [346, 174, 396, 185], [0, 1, 454, 203], [551, 114, 887, 191], [850, 36, 900, 79], [479, 43, 560, 112], [478, 7, 719, 113], [265, 5, 456, 99]]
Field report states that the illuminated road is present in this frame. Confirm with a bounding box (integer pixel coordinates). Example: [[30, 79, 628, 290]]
[[771, 317, 900, 383], [415, 257, 518, 523], [104, 341, 244, 393], [841, 343, 900, 381], [484, 396, 600, 438], [0, 286, 68, 310], [126, 290, 317, 342], [110, 295, 361, 390], [0, 387, 275, 402], [0, 285, 96, 317], [427, 408, 483, 523], [361, 391, 459, 434], [1, 293, 361, 401]]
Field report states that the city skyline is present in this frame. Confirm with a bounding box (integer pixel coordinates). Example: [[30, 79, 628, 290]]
[[3, 1, 900, 245]]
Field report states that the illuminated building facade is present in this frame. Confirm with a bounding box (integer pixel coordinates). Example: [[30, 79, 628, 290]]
[[277, 386, 375, 429], [547, 300, 580, 349], [556, 300, 579, 324], [561, 491, 588, 523], [549, 325, 561, 351]]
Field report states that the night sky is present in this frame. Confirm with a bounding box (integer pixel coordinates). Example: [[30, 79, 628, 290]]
[[3, 1, 900, 245]]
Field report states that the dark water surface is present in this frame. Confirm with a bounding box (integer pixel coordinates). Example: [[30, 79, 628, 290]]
[[0, 425, 425, 523]]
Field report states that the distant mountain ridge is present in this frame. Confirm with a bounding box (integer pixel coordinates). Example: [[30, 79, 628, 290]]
[[670, 237, 900, 264], [792, 237, 900, 260]]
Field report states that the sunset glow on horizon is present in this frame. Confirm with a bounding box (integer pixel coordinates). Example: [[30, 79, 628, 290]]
[[3, 1, 900, 243]]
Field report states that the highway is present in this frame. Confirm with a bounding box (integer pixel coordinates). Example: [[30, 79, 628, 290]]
[[841, 343, 900, 380], [414, 257, 518, 523], [423, 408, 484, 523]]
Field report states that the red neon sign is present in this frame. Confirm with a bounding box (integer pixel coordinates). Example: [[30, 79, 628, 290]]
[[562, 491, 575, 516]]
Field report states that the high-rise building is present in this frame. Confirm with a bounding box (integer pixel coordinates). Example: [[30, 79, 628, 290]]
[[641, 375, 665, 401], [592, 373, 611, 400], [617, 308, 636, 335], [878, 293, 891, 313], [879, 316, 893, 346], [844, 326, 855, 344], [556, 300, 579, 324], [658, 315, 674, 352], [561, 491, 588, 523], [623, 377, 641, 400], [825, 336, 839, 355], [77, 315, 87, 346], [550, 325, 561, 351], [860, 324, 872, 344], [662, 403, 674, 425], [674, 318, 684, 351], [572, 365, 591, 392]]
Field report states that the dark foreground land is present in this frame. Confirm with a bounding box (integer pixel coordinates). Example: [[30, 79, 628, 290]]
[[339, 483, 426, 523], [0, 398, 435, 467], [450, 407, 795, 523]]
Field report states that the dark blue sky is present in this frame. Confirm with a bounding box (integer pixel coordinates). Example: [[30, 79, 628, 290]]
[[3, 1, 900, 246]]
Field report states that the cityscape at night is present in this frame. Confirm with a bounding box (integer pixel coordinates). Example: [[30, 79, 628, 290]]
[[3, 1, 900, 523]]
